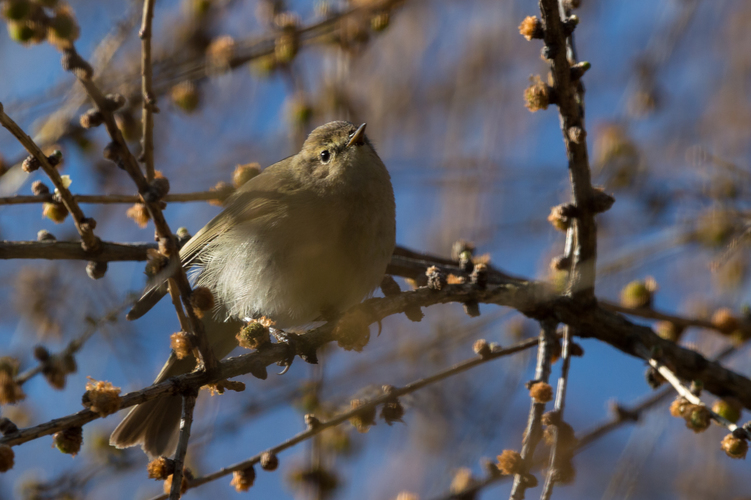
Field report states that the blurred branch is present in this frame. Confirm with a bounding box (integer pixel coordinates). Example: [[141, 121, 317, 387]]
[[434, 344, 742, 500], [147, 336, 542, 500], [0, 190, 228, 205], [600, 301, 718, 331], [140, 0, 157, 183], [509, 320, 556, 499], [540, 325, 572, 499], [0, 105, 100, 252], [15, 300, 131, 386]]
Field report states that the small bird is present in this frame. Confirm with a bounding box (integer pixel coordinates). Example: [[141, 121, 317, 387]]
[[110, 121, 396, 458]]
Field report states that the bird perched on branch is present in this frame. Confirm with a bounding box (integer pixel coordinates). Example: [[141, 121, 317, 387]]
[[110, 121, 396, 458]]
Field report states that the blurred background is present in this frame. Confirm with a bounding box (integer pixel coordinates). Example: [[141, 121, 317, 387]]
[[0, 0, 750, 498]]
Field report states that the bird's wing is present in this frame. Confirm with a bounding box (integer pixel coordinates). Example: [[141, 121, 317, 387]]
[[127, 157, 300, 320]]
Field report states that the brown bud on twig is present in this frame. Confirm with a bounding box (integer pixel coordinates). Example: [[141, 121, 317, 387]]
[[380, 398, 405, 425], [190, 286, 215, 318], [37, 229, 56, 241], [590, 187, 615, 214], [519, 16, 544, 41], [148, 457, 176, 480], [86, 261, 107, 280], [304, 414, 320, 429], [79, 109, 104, 129], [380, 275, 401, 297], [426, 266, 447, 290], [31, 180, 50, 196], [473, 339, 492, 358], [496, 450, 523, 475], [260, 452, 279, 471], [0, 418, 18, 436], [524, 75, 554, 112], [562, 16, 579, 37], [0, 445, 14, 473], [404, 305, 424, 322], [81, 377, 121, 416], [144, 176, 170, 202], [230, 466, 256, 492], [53, 426, 82, 456], [102, 141, 121, 163], [104, 93, 126, 111], [170, 332, 194, 360], [21, 155, 40, 173], [463, 301, 480, 317], [471, 263, 488, 289]]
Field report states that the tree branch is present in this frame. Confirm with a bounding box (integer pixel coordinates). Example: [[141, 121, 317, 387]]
[[169, 392, 196, 500], [538, 0, 599, 302], [510, 320, 556, 499], [146, 337, 542, 500], [0, 105, 100, 252]]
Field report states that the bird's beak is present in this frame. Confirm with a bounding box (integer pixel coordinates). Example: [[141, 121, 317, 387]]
[[347, 123, 367, 148]]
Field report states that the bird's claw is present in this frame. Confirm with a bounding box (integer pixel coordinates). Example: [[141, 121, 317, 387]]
[[271, 328, 297, 375]]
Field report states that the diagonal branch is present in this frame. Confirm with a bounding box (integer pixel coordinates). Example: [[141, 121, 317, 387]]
[[0, 105, 100, 253], [1, 281, 751, 449]]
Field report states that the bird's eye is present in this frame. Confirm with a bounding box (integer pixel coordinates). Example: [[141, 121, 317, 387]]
[[320, 150, 331, 164]]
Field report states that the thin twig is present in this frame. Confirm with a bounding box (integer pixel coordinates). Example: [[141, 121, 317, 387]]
[[140, 0, 157, 181], [169, 392, 197, 500], [15, 300, 131, 386], [510, 320, 557, 500], [0, 105, 99, 252], [431, 344, 743, 500], [647, 354, 751, 439], [540, 325, 572, 500], [146, 337, 542, 500], [68, 46, 218, 372]]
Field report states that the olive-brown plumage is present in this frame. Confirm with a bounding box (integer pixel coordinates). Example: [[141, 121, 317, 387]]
[[111, 121, 396, 457]]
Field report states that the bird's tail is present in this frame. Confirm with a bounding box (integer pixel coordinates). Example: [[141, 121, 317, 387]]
[[109, 313, 243, 458]]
